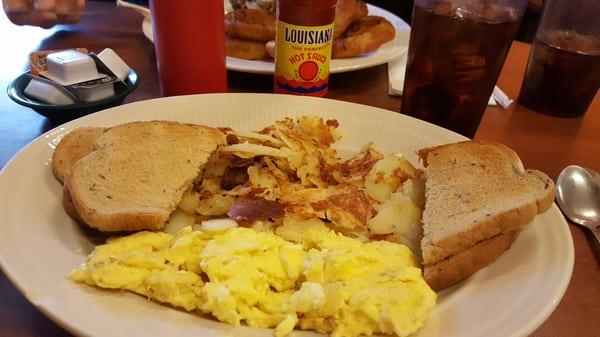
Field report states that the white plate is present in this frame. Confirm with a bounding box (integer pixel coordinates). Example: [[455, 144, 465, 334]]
[[0, 94, 573, 337], [140, 4, 410, 74]]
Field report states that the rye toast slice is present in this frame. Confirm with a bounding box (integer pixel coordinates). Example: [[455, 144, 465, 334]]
[[418, 141, 554, 290], [52, 127, 107, 184], [65, 121, 224, 232]]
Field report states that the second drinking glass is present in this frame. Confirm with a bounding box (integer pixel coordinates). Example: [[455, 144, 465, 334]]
[[400, 0, 528, 138], [518, 0, 600, 118]]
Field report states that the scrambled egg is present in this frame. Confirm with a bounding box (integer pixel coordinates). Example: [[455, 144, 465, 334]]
[[71, 225, 436, 337]]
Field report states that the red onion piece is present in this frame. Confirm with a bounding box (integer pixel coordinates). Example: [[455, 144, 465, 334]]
[[227, 196, 285, 224]]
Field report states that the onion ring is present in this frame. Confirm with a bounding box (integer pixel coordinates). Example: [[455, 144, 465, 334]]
[[225, 8, 276, 42], [333, 0, 368, 38], [332, 16, 396, 58], [226, 37, 270, 60]]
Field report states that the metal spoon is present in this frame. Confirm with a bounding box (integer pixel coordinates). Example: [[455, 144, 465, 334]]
[[556, 165, 600, 244]]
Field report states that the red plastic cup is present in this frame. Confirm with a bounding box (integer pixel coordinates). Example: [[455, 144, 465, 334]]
[[150, 0, 227, 96]]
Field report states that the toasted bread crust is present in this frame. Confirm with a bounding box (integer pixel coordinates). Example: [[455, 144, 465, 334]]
[[422, 178, 553, 265], [52, 127, 106, 183], [418, 141, 555, 290], [423, 230, 519, 291], [62, 186, 85, 224], [65, 121, 224, 232]]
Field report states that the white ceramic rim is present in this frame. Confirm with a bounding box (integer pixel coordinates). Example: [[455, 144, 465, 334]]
[[0, 93, 573, 337]]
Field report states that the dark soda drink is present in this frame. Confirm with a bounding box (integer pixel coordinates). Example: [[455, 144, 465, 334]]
[[518, 30, 600, 117], [401, 0, 522, 137]]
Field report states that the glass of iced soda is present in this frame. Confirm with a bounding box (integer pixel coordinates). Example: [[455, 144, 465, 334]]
[[400, 0, 528, 138], [518, 0, 600, 117]]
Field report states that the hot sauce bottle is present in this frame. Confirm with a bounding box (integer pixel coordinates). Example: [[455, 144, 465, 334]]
[[274, 0, 337, 97]]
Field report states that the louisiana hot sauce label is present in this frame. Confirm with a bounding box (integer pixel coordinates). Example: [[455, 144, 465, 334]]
[[274, 21, 334, 97]]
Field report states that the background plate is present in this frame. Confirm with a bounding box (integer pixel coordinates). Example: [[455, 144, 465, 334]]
[[0, 94, 573, 337], [140, 4, 410, 74]]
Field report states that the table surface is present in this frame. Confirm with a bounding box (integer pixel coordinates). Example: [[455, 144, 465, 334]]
[[0, 2, 598, 337]]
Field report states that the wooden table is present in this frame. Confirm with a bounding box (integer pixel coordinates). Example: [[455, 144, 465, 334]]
[[0, 2, 598, 337]]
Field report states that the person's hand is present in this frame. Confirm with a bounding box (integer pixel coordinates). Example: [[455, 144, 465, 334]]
[[2, 0, 85, 28]]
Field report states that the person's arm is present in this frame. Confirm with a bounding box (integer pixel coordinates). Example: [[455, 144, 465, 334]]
[[3, 0, 86, 28]]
